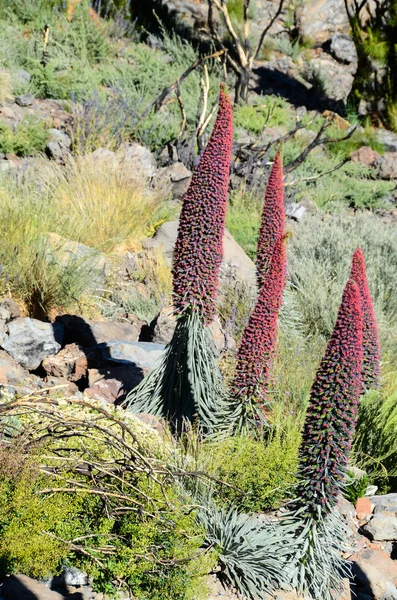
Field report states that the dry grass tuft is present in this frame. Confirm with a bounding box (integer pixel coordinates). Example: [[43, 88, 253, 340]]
[[37, 154, 168, 253]]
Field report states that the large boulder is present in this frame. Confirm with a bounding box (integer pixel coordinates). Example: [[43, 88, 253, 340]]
[[155, 162, 192, 199], [295, 0, 351, 45], [59, 315, 143, 347], [142, 221, 256, 285], [2, 318, 64, 370], [300, 51, 355, 101], [120, 142, 157, 177], [329, 33, 357, 64], [351, 548, 397, 599], [370, 493, 397, 511]]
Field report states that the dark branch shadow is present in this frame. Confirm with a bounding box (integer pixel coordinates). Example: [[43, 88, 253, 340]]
[[252, 65, 345, 114], [1, 574, 86, 599]]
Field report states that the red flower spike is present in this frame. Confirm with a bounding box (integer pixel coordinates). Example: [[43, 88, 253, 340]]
[[172, 84, 233, 324], [350, 248, 380, 390], [297, 279, 363, 517], [256, 151, 285, 290], [232, 235, 287, 408]]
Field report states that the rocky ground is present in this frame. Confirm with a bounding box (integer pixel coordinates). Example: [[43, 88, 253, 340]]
[[1, 493, 397, 599]]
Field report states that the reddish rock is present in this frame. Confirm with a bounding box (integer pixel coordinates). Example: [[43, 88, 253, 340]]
[[356, 496, 373, 520], [2, 574, 65, 600], [42, 343, 88, 382], [86, 364, 145, 402], [350, 146, 381, 167], [86, 377, 122, 403], [351, 548, 397, 598]]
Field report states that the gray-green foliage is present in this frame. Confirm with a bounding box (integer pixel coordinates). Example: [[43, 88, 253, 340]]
[[287, 212, 397, 351], [198, 505, 288, 598], [354, 381, 397, 489], [281, 509, 351, 600]]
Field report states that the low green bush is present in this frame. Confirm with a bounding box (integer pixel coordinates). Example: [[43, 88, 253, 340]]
[[353, 377, 397, 492], [202, 422, 300, 513], [0, 402, 215, 599], [233, 96, 295, 135], [0, 119, 48, 156]]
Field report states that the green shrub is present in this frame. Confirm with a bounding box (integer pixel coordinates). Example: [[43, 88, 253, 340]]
[[202, 421, 300, 513], [0, 119, 49, 156], [233, 96, 295, 135], [0, 402, 214, 599], [343, 470, 370, 504], [353, 377, 397, 492]]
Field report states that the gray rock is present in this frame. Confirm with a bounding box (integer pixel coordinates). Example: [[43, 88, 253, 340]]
[[302, 52, 355, 101], [2, 317, 64, 370], [375, 152, 397, 180], [0, 306, 11, 323], [155, 162, 192, 199], [0, 320, 7, 346], [121, 142, 157, 177], [370, 493, 397, 510], [0, 160, 15, 173], [90, 147, 116, 161], [286, 203, 307, 221], [0, 349, 41, 392], [296, 0, 350, 44], [46, 129, 71, 161], [376, 129, 397, 152], [60, 315, 143, 347], [46, 233, 107, 287], [102, 341, 165, 370], [48, 128, 72, 146], [363, 516, 397, 541], [15, 93, 35, 107], [329, 33, 357, 64], [142, 221, 256, 285], [61, 566, 89, 586], [0, 297, 20, 320]]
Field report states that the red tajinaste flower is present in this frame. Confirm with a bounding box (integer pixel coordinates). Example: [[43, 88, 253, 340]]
[[350, 247, 380, 390], [232, 235, 287, 410], [297, 279, 363, 517], [256, 151, 285, 289], [172, 84, 233, 324]]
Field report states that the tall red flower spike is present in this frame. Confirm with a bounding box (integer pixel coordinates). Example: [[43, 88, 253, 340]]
[[232, 235, 287, 410], [297, 279, 363, 517], [350, 247, 380, 390], [172, 84, 233, 325], [256, 151, 285, 290]]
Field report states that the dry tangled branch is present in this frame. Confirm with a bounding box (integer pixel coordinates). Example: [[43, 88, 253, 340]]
[[206, 0, 285, 101]]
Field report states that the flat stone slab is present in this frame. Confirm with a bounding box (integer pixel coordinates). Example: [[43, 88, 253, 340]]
[[101, 340, 165, 370]]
